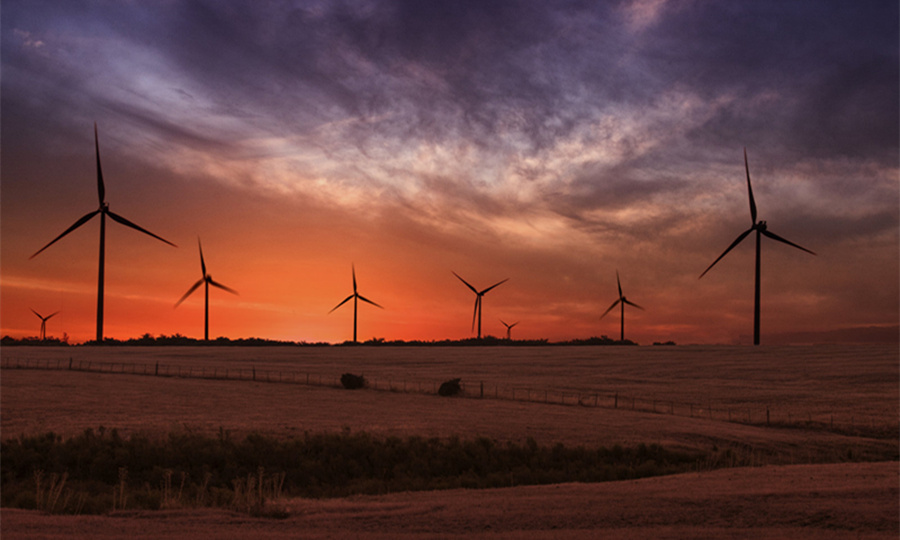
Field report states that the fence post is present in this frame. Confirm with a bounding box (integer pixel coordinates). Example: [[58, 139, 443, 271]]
[[69, 358, 73, 370], [766, 407, 770, 426], [614, 393, 618, 408], [252, 368, 256, 381], [480, 381, 484, 398]]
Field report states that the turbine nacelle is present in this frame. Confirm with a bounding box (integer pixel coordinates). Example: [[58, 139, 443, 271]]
[[29, 124, 176, 342], [454, 272, 507, 339], [175, 238, 237, 340], [699, 149, 815, 345], [329, 264, 383, 343]]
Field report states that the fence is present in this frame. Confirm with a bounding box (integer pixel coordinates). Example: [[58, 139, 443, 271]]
[[1, 357, 890, 437]]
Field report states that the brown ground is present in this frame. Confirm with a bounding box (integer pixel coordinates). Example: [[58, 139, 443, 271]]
[[2, 462, 897, 539], [2, 345, 898, 538]]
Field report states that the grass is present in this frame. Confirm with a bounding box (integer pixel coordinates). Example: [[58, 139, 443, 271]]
[[2, 428, 711, 515]]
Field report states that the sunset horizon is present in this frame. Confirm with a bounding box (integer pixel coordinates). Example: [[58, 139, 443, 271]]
[[2, 1, 897, 346]]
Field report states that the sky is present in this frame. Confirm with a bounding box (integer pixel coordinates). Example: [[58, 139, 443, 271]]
[[2, 0, 898, 345]]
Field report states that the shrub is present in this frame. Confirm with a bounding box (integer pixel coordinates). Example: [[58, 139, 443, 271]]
[[438, 378, 462, 396], [2, 429, 708, 514], [340, 373, 367, 389]]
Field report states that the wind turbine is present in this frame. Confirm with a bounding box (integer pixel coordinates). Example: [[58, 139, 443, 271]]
[[31, 309, 59, 340], [500, 319, 519, 340], [30, 124, 176, 343], [175, 238, 238, 341], [600, 271, 644, 342], [699, 148, 816, 345], [453, 272, 508, 339], [329, 265, 383, 343]]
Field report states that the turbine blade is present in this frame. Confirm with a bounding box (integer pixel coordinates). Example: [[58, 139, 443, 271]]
[[600, 299, 621, 319], [500, 319, 509, 328], [698, 227, 754, 279], [352, 264, 357, 293], [198, 237, 206, 276], [175, 279, 204, 307], [480, 278, 509, 295], [329, 295, 354, 313], [510, 322, 519, 328], [208, 278, 239, 295], [107, 211, 177, 247], [357, 294, 383, 309], [616, 270, 622, 298], [30, 210, 101, 259], [761, 229, 816, 255], [623, 299, 645, 311], [95, 123, 105, 205], [471, 297, 479, 331], [745, 148, 757, 225], [46, 311, 60, 320], [453, 271, 478, 294], [31, 308, 43, 320]]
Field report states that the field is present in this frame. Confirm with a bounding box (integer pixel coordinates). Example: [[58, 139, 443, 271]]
[[2, 344, 898, 538]]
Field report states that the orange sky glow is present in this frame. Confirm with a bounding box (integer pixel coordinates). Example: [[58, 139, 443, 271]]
[[2, 1, 897, 345]]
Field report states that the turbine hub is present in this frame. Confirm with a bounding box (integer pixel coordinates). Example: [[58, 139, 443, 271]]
[[758, 220, 767, 232]]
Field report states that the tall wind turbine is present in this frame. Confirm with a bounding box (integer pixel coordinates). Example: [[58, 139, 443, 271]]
[[30, 124, 176, 343], [600, 271, 644, 342], [175, 238, 238, 341], [31, 309, 59, 340], [329, 265, 383, 343], [699, 149, 816, 345], [500, 319, 519, 340], [453, 272, 508, 339]]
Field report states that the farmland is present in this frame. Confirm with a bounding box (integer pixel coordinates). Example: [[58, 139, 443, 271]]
[[1, 344, 898, 538]]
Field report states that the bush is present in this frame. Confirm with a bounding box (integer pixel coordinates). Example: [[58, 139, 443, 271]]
[[438, 378, 462, 396], [1, 429, 706, 514], [340, 373, 367, 390]]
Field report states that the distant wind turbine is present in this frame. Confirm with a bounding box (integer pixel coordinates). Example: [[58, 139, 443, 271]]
[[329, 265, 383, 343], [30, 124, 176, 343], [500, 319, 519, 340], [175, 238, 238, 341], [31, 309, 59, 340], [453, 272, 508, 339], [699, 148, 816, 345], [600, 271, 644, 342]]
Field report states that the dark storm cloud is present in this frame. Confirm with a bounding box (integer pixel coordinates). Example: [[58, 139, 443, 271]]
[[2, 0, 896, 203], [89, 0, 631, 151], [644, 2, 899, 164]]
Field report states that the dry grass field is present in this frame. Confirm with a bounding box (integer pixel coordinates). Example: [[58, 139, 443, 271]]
[[1, 344, 898, 538]]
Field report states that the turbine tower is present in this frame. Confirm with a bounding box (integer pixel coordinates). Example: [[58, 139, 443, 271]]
[[453, 272, 508, 339], [30, 124, 176, 343], [175, 238, 238, 341], [600, 271, 643, 342], [31, 309, 59, 341], [500, 319, 519, 340], [329, 265, 383, 343], [699, 148, 816, 345]]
